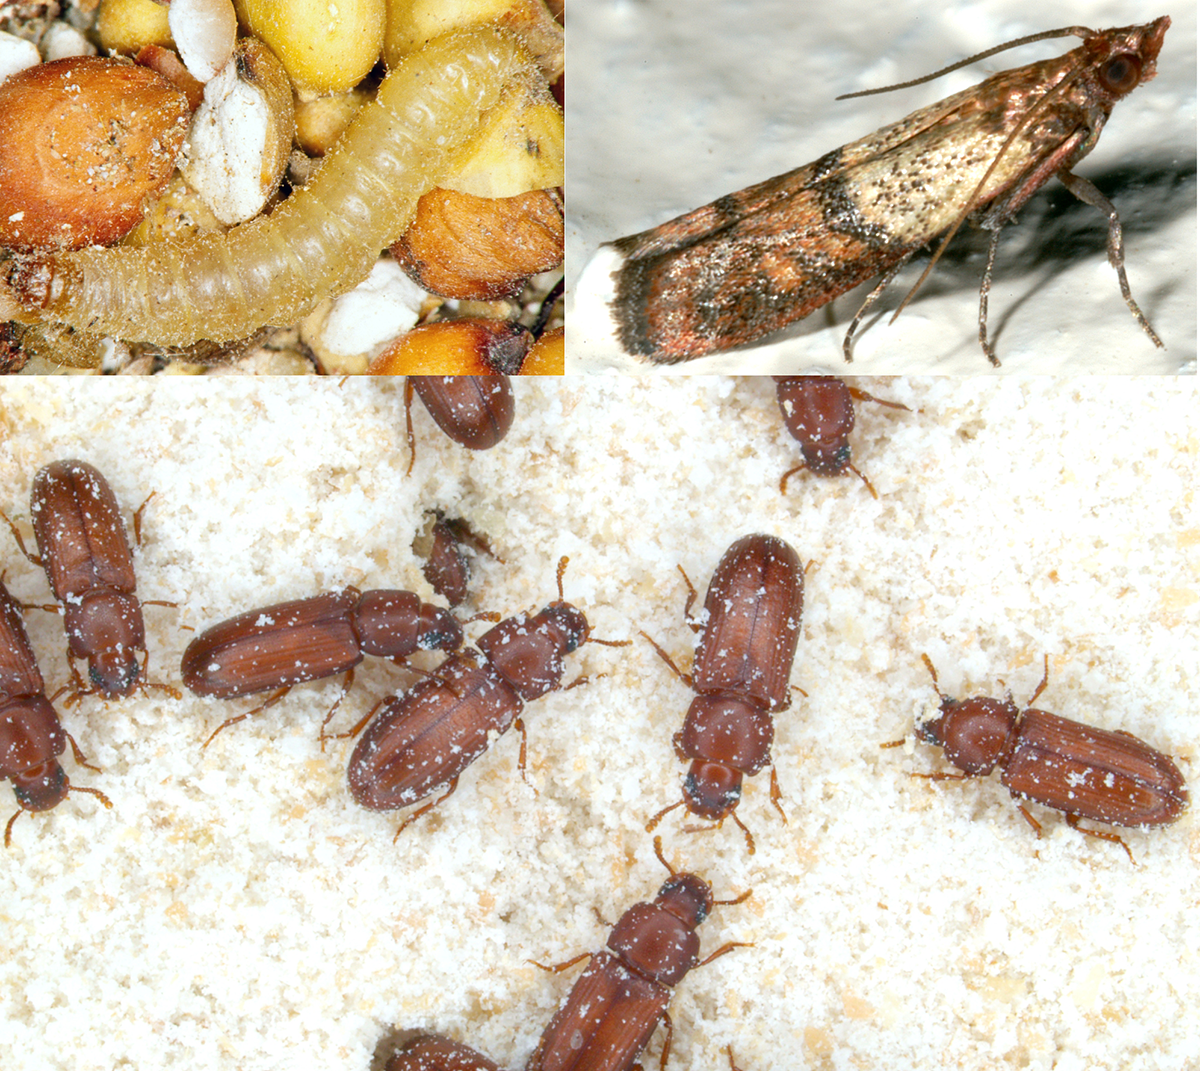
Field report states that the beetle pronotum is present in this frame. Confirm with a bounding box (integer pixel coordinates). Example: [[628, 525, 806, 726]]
[[1, 28, 539, 347]]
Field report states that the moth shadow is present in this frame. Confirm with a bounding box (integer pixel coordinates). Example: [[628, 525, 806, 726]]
[[979, 158, 1195, 349]]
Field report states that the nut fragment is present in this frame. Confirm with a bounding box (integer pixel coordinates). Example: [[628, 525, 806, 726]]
[[444, 81, 564, 198], [234, 0, 385, 96], [0, 57, 191, 252], [522, 325, 564, 374], [368, 319, 532, 375], [179, 36, 296, 225], [97, 0, 175, 56], [391, 188, 563, 299]]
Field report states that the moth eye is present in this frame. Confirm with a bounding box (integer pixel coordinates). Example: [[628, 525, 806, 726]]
[[1100, 54, 1141, 94]]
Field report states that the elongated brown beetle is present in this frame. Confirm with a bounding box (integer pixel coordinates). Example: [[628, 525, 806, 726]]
[[405, 375, 515, 475], [347, 557, 626, 836], [181, 588, 463, 746], [528, 837, 750, 1071], [385, 1035, 502, 1071], [644, 534, 803, 853], [910, 654, 1189, 861], [0, 579, 112, 846], [3, 459, 171, 699], [773, 376, 908, 498]]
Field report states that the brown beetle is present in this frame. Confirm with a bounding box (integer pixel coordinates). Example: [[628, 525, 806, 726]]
[[528, 837, 750, 1071], [0, 579, 112, 847], [644, 534, 803, 853], [405, 375, 515, 475], [912, 654, 1189, 861], [413, 513, 502, 608], [386, 1035, 502, 1071], [4, 459, 166, 699], [773, 376, 908, 498], [181, 588, 463, 746], [348, 557, 626, 836]]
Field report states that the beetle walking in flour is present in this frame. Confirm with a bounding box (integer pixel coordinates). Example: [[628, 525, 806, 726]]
[[902, 654, 1188, 861]]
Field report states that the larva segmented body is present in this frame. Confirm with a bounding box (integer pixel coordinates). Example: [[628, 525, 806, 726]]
[[12, 29, 533, 347]]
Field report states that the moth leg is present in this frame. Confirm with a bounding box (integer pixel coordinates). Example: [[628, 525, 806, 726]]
[[842, 253, 914, 362], [977, 224, 1004, 367], [1056, 169, 1164, 349]]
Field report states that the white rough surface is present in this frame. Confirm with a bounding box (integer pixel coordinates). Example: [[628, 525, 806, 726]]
[[305, 260, 428, 363], [567, 0, 1197, 373], [40, 22, 97, 61], [0, 378, 1196, 1071], [0, 30, 40, 83], [181, 60, 276, 225], [169, 0, 238, 83]]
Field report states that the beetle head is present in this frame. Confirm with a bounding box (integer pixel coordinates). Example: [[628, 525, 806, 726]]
[[801, 441, 852, 476], [89, 648, 141, 697], [541, 601, 589, 652], [415, 604, 464, 652], [683, 759, 743, 821], [10, 760, 69, 813], [656, 871, 714, 930]]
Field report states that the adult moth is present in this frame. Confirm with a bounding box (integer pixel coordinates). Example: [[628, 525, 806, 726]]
[[0, 28, 539, 348], [609, 18, 1170, 366]]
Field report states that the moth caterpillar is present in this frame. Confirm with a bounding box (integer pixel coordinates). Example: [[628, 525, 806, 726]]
[[3, 28, 536, 347]]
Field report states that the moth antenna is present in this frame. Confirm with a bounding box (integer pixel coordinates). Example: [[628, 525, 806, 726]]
[[836, 25, 1094, 99]]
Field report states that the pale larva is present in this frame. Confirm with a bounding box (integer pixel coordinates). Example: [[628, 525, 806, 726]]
[[4, 28, 535, 347]]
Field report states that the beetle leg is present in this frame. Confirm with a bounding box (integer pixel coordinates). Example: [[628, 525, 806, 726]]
[[1026, 655, 1051, 707], [656, 1010, 674, 1071], [403, 378, 418, 476], [696, 940, 754, 968], [845, 386, 911, 413], [0, 508, 44, 567], [201, 685, 292, 748], [768, 762, 788, 823], [63, 731, 101, 773], [317, 667, 355, 750], [1065, 812, 1136, 864], [337, 694, 390, 742], [528, 949, 591, 974], [778, 462, 807, 495], [640, 630, 693, 688], [561, 673, 596, 692], [132, 491, 156, 546], [391, 777, 459, 841], [514, 715, 536, 793], [1015, 803, 1044, 838]]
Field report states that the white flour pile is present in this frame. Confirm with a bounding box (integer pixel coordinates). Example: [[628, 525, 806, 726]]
[[0, 377, 1196, 1071]]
